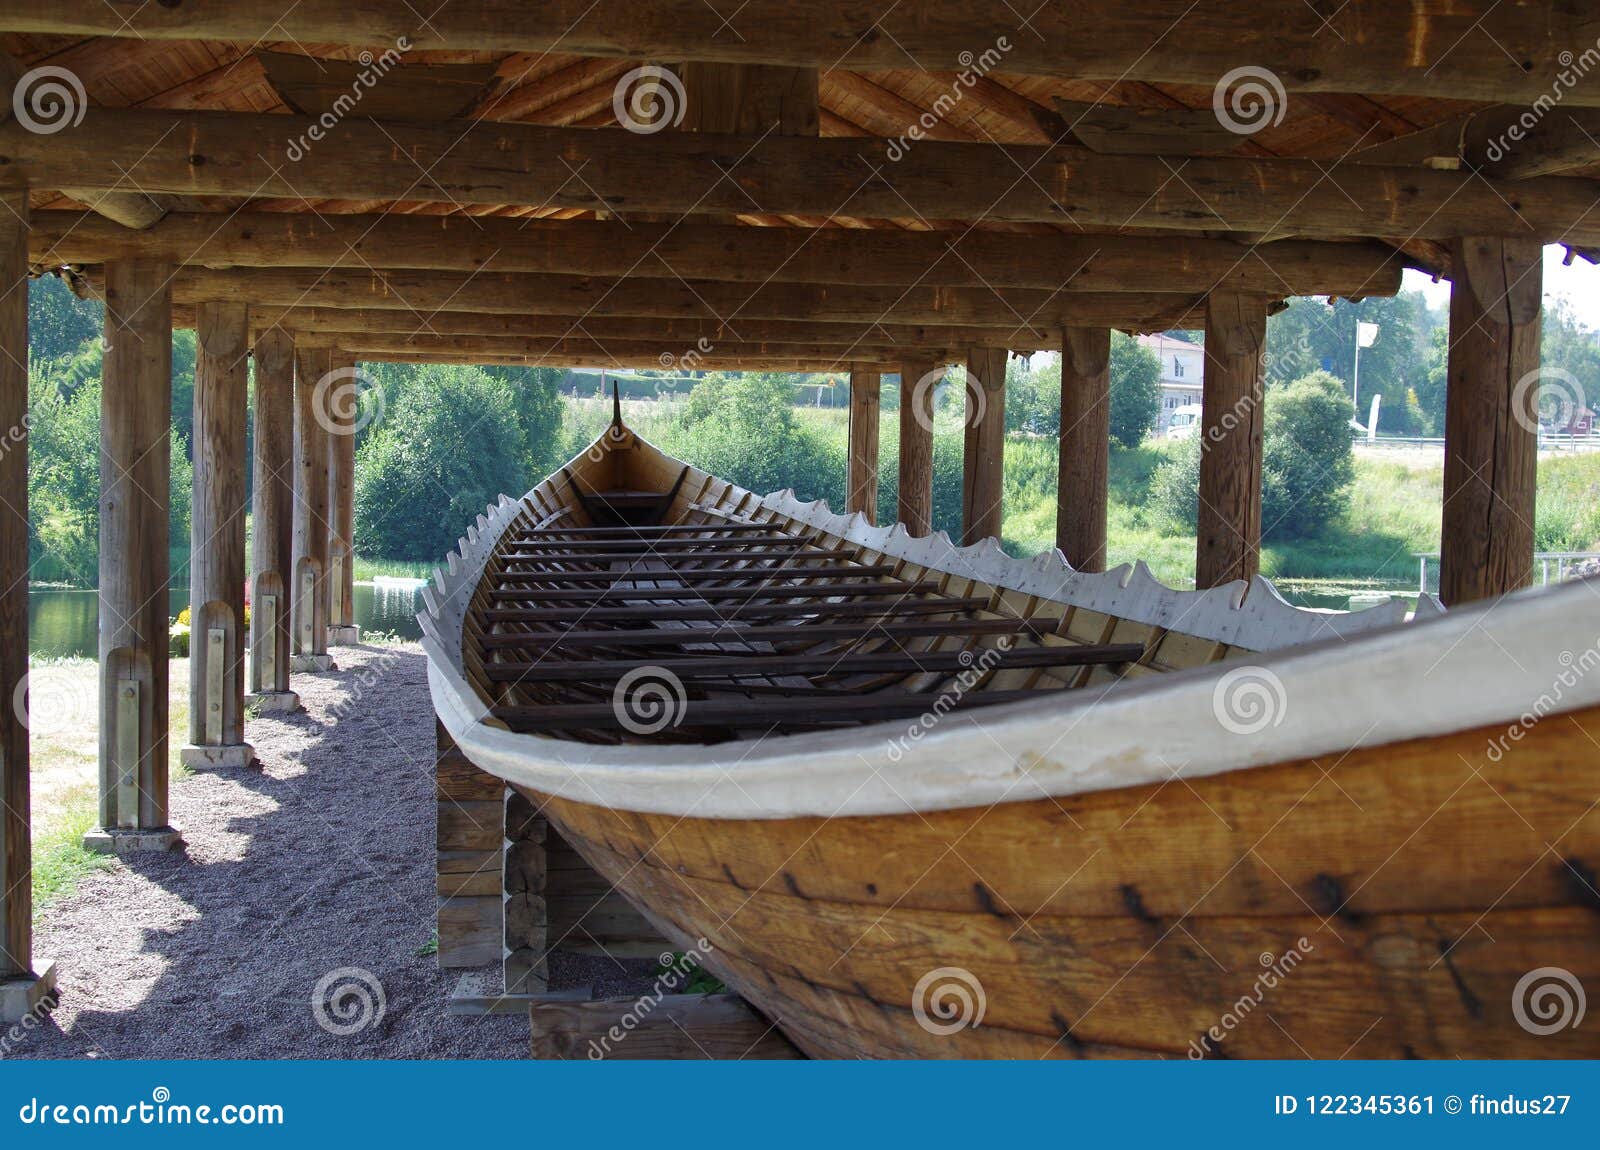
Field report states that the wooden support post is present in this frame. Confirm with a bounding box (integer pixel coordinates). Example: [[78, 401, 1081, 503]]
[[846, 369, 881, 524], [503, 789, 548, 996], [291, 346, 334, 672], [897, 358, 938, 536], [87, 260, 180, 854], [1440, 237, 1542, 605], [0, 189, 55, 1019], [436, 719, 505, 969], [1195, 293, 1268, 589], [326, 353, 359, 644], [247, 327, 300, 711], [1057, 328, 1111, 571], [961, 347, 1008, 546], [181, 301, 254, 769]]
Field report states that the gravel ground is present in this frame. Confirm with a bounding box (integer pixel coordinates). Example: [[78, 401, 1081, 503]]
[[9, 642, 549, 1060]]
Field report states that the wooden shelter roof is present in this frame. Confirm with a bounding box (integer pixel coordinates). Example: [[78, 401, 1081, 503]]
[[1, 33, 1486, 251], [7, 6, 1599, 367]]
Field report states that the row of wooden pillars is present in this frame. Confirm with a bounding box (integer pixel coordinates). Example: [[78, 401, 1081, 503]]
[[1, 229, 362, 1018], [843, 266, 1542, 602]]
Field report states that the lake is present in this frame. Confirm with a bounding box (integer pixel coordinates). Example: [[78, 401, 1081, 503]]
[[28, 581, 428, 659]]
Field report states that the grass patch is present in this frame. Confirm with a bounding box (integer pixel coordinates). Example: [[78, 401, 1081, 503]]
[[31, 787, 117, 914], [352, 557, 435, 581]]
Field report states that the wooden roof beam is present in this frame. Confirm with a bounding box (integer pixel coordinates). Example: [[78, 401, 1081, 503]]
[[8, 108, 1600, 243], [4, 2, 1597, 106], [75, 264, 1210, 332], [302, 332, 941, 367], [1356, 106, 1600, 180], [28, 211, 1406, 297], [228, 307, 1073, 352]]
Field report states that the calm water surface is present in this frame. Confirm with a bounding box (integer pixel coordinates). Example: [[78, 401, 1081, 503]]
[[28, 581, 426, 659]]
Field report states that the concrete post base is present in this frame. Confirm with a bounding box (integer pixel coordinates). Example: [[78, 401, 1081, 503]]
[[82, 826, 183, 855], [291, 654, 336, 672], [245, 690, 301, 713], [0, 962, 57, 1024], [179, 743, 255, 769], [328, 624, 361, 645]]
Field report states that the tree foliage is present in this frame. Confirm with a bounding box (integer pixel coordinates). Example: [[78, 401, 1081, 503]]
[[1151, 370, 1354, 542], [353, 364, 541, 560]]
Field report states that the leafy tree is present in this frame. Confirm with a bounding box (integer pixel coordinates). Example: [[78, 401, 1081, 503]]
[[353, 364, 535, 560], [1151, 370, 1354, 541], [1108, 332, 1161, 447], [1261, 370, 1355, 539], [28, 275, 102, 362]]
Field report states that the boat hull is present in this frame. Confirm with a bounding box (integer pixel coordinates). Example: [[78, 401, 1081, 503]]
[[525, 702, 1600, 1059]]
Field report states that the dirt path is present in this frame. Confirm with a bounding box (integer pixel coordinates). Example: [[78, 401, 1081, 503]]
[[10, 642, 530, 1059]]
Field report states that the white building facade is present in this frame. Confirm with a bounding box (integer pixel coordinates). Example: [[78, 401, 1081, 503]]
[[1138, 333, 1205, 436]]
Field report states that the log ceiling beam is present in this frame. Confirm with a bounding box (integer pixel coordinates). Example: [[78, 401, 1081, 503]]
[[227, 307, 1050, 352], [28, 211, 1405, 297], [2, 3, 1595, 106], [5, 110, 1600, 243], [351, 349, 877, 371], [305, 332, 922, 368], [1357, 106, 1600, 180], [76, 265, 1208, 333]]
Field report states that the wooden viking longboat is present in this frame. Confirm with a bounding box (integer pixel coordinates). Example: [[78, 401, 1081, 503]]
[[421, 409, 1600, 1059]]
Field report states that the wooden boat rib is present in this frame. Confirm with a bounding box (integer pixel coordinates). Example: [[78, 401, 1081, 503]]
[[421, 414, 1600, 1059]]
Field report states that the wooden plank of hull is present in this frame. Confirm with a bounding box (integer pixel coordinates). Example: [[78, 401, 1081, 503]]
[[535, 703, 1600, 920], [514, 701, 1600, 1058], [564, 822, 1600, 1060]]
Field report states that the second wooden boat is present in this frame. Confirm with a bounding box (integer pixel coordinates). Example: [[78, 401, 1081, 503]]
[[421, 410, 1600, 1058]]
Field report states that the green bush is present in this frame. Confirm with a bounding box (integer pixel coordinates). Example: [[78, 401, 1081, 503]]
[[353, 364, 538, 560], [1149, 370, 1355, 542]]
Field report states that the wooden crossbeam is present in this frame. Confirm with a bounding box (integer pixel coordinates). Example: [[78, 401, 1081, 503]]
[[486, 580, 938, 603], [485, 642, 1143, 683], [491, 688, 1057, 733], [29, 211, 1405, 297], [257, 308, 1058, 351], [492, 563, 897, 584], [301, 334, 941, 368], [479, 618, 1063, 650], [481, 597, 991, 623], [505, 536, 810, 552], [77, 265, 1208, 331], [13, 109, 1600, 243], [5, 3, 1592, 106]]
